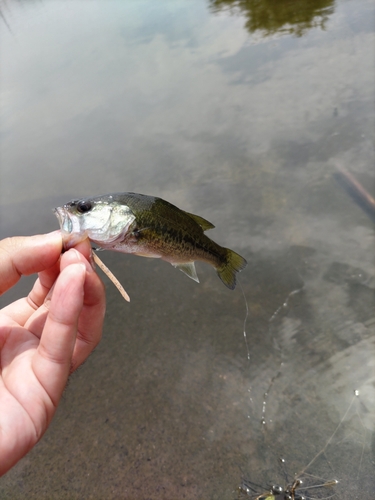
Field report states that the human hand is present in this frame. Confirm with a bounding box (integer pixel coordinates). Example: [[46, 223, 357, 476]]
[[0, 232, 106, 475]]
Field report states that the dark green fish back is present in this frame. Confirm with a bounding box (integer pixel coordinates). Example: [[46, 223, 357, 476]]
[[111, 192, 216, 245], [115, 193, 213, 232], [94, 192, 247, 289]]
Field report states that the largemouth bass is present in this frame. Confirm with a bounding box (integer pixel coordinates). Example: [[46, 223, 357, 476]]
[[54, 192, 247, 289]]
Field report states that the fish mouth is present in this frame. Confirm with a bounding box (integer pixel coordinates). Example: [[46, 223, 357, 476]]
[[54, 206, 88, 249], [54, 207, 73, 234]]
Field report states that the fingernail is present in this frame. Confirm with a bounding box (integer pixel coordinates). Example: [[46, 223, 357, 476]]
[[45, 230, 62, 239], [88, 250, 96, 270], [70, 249, 94, 272], [70, 249, 81, 259], [41, 230, 63, 251], [76, 262, 87, 276]]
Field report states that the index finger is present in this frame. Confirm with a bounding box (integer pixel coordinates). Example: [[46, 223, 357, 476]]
[[0, 232, 63, 296], [32, 262, 87, 408]]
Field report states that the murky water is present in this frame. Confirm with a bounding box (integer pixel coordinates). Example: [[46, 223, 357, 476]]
[[1, 0, 374, 498]]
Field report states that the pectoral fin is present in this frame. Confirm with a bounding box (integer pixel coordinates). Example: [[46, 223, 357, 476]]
[[173, 262, 200, 283]]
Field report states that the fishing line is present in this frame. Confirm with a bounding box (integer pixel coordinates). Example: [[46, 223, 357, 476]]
[[299, 390, 360, 477], [261, 371, 282, 426], [238, 277, 250, 361], [269, 285, 304, 323], [238, 276, 254, 423]]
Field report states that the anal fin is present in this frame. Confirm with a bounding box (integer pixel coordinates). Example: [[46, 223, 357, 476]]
[[172, 262, 200, 283]]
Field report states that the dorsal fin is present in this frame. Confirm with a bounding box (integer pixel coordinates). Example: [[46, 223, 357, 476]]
[[184, 211, 215, 231]]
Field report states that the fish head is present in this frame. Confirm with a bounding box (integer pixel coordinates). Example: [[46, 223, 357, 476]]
[[54, 196, 136, 249]]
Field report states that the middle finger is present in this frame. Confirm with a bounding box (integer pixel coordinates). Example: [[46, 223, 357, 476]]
[[0, 261, 60, 326]]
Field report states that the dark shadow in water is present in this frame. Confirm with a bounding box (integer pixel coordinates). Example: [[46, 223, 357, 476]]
[[209, 0, 335, 37]]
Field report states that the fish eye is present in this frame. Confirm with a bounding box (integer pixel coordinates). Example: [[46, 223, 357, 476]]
[[77, 200, 93, 213]]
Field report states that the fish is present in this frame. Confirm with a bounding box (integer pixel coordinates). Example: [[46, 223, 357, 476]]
[[54, 192, 247, 290]]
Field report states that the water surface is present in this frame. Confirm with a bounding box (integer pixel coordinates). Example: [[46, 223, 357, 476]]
[[0, 0, 374, 498]]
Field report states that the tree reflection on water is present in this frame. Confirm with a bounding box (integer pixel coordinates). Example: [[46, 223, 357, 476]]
[[209, 0, 335, 37]]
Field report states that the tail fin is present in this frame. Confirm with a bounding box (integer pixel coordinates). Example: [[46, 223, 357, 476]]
[[217, 249, 247, 290]]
